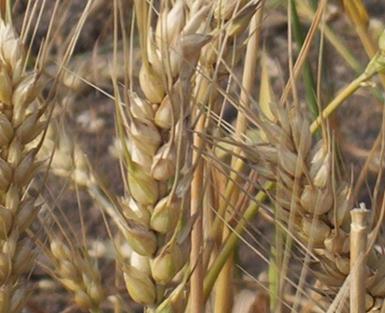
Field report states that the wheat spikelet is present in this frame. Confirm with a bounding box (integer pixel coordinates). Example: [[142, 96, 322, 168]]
[[42, 120, 93, 188], [245, 103, 385, 312], [49, 236, 105, 312], [0, 19, 49, 312]]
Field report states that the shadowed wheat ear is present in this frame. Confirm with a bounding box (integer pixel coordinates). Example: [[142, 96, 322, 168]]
[[48, 236, 105, 313], [40, 123, 109, 313], [0, 19, 50, 312], [245, 102, 385, 312]]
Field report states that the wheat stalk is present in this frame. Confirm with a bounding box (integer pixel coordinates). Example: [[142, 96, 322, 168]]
[[350, 205, 369, 313]]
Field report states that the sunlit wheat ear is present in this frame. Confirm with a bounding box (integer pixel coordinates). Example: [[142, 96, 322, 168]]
[[0, 19, 50, 312], [244, 103, 385, 311], [49, 236, 105, 312], [109, 1, 215, 310]]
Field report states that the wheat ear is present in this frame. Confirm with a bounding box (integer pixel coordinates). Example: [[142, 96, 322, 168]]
[[0, 19, 49, 312], [49, 236, 105, 313], [247, 103, 385, 311], [111, 1, 214, 310]]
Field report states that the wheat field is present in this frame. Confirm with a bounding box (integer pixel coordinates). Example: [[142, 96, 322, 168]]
[[1, 0, 385, 312]]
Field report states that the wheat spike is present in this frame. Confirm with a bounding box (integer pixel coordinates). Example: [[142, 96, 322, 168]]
[[0, 19, 49, 312], [114, 1, 214, 309], [246, 103, 385, 312], [120, 0, 262, 309], [49, 237, 105, 312]]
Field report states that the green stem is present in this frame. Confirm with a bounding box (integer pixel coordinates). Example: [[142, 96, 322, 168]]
[[204, 185, 271, 299], [309, 72, 370, 133], [268, 207, 283, 312]]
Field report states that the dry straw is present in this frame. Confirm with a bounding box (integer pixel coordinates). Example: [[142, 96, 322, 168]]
[[350, 205, 369, 313]]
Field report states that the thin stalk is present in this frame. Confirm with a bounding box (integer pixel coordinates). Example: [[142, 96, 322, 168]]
[[259, 51, 281, 309], [309, 71, 373, 133], [269, 215, 283, 311], [290, 0, 318, 118], [297, 0, 384, 109], [0, 0, 4, 20], [204, 183, 271, 300], [342, 0, 374, 57], [6, 0, 11, 23], [295, 0, 362, 73], [280, 0, 327, 105], [309, 74, 365, 133], [350, 205, 369, 313], [213, 249, 234, 313], [190, 115, 205, 313], [322, 25, 362, 72], [0, 0, 11, 23], [213, 7, 263, 313], [210, 159, 245, 243]]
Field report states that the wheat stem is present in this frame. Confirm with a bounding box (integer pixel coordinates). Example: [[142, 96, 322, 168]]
[[296, 0, 362, 72], [310, 73, 371, 133], [214, 6, 263, 312], [350, 205, 369, 313], [204, 183, 271, 300], [0, 0, 10, 23], [190, 115, 205, 313], [290, 0, 318, 118]]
